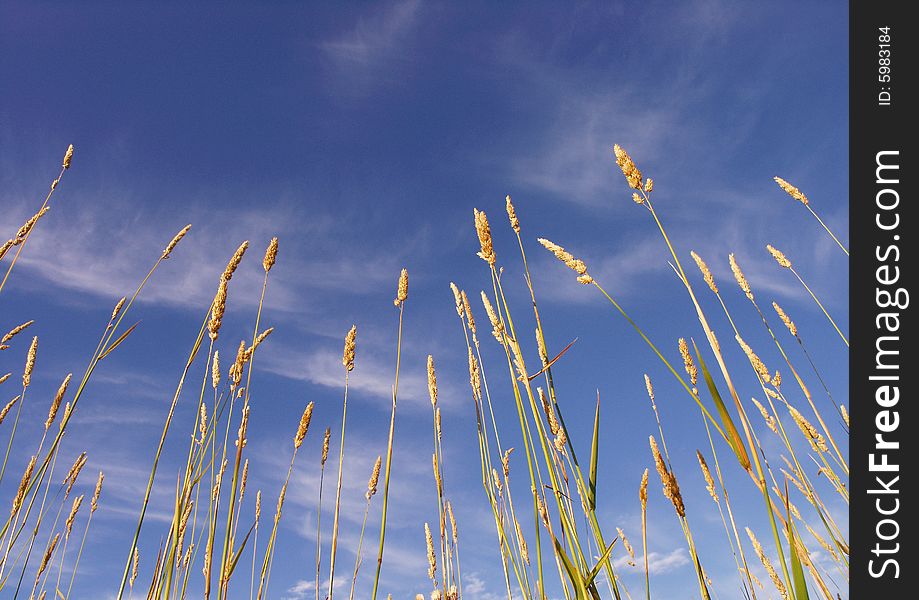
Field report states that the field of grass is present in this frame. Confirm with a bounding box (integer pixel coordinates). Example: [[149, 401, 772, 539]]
[[0, 144, 848, 599]]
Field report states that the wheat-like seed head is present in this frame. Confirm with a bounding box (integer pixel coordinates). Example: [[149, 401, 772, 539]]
[[728, 254, 753, 301], [613, 144, 644, 190], [255, 490, 262, 523], [65, 494, 84, 539], [427, 355, 437, 408], [480, 291, 504, 343], [690, 251, 718, 293], [696, 451, 718, 503], [538, 388, 560, 436], [130, 548, 139, 587], [650, 435, 685, 517], [678, 338, 698, 389], [45, 373, 72, 431], [449, 282, 463, 317], [645, 178, 654, 193], [514, 518, 530, 565], [89, 471, 103, 513], [111, 296, 127, 322], [789, 406, 828, 452], [274, 484, 287, 524], [773, 177, 809, 205], [746, 527, 789, 599], [224, 241, 249, 281], [1, 320, 33, 345], [505, 195, 520, 233], [537, 238, 592, 284], [553, 429, 567, 454], [321, 427, 331, 466], [639, 468, 649, 510], [208, 278, 228, 341], [0, 373, 10, 386], [473, 209, 496, 265], [425, 522, 437, 580], [736, 335, 771, 384], [63, 144, 74, 169], [64, 452, 88, 495], [501, 447, 513, 478], [767, 244, 792, 268], [162, 224, 192, 259], [617, 527, 636, 565], [12, 455, 36, 517], [263, 237, 279, 273], [249, 327, 274, 356], [468, 347, 481, 400], [229, 340, 246, 387], [772, 302, 798, 337], [446, 500, 457, 542], [13, 207, 50, 244], [751, 398, 778, 434], [840, 405, 849, 427], [239, 459, 249, 501], [492, 468, 502, 495], [394, 268, 409, 306], [343, 325, 357, 371], [366, 455, 382, 501], [432, 453, 442, 496], [236, 405, 250, 449], [295, 401, 313, 449], [36, 533, 61, 584], [23, 336, 38, 388], [461, 290, 476, 336]]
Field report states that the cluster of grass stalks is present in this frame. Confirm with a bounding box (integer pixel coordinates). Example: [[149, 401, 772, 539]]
[[1, 143, 847, 599]]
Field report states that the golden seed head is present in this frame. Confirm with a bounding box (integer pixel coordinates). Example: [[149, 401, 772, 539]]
[[229, 340, 246, 387], [130, 548, 139, 586], [639, 468, 649, 509], [736, 335, 770, 383], [63, 452, 88, 496], [644, 178, 654, 193], [515, 518, 530, 565], [613, 144, 644, 190], [0, 395, 20, 426], [538, 238, 592, 284], [678, 338, 698, 387], [650, 435, 684, 517], [13, 207, 50, 243], [162, 224, 192, 259], [468, 347, 481, 399], [644, 374, 655, 404], [46, 373, 72, 431], [212, 350, 220, 389], [223, 240, 249, 282], [236, 405, 250, 449], [295, 401, 313, 449], [789, 406, 828, 452], [505, 195, 520, 233], [501, 447, 514, 478], [840, 405, 849, 427], [37, 533, 61, 581], [394, 268, 409, 306], [255, 490, 262, 522], [425, 522, 437, 580], [367, 455, 382, 500], [432, 453, 442, 495], [446, 500, 458, 542], [449, 282, 463, 317], [0, 373, 10, 386], [632, 191, 645, 205], [690, 251, 718, 293], [249, 327, 274, 356], [553, 429, 567, 454], [111, 296, 127, 322], [767, 244, 792, 268], [538, 387, 560, 436], [343, 325, 357, 371], [751, 398, 778, 434], [263, 236, 279, 273], [23, 336, 38, 388], [427, 355, 437, 408], [461, 290, 476, 335], [1, 320, 34, 345], [773, 177, 809, 206], [772, 302, 798, 337], [12, 455, 36, 516], [473, 208, 496, 265], [696, 451, 718, 502], [492, 468, 502, 494], [617, 527, 636, 564], [747, 527, 789, 599], [62, 144, 74, 169], [65, 494, 84, 538], [480, 292, 504, 342], [729, 254, 753, 300], [208, 278, 228, 341], [321, 427, 331, 465], [536, 330, 548, 367]]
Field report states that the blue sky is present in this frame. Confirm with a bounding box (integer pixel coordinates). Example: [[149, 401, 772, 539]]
[[1, 1, 848, 598]]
